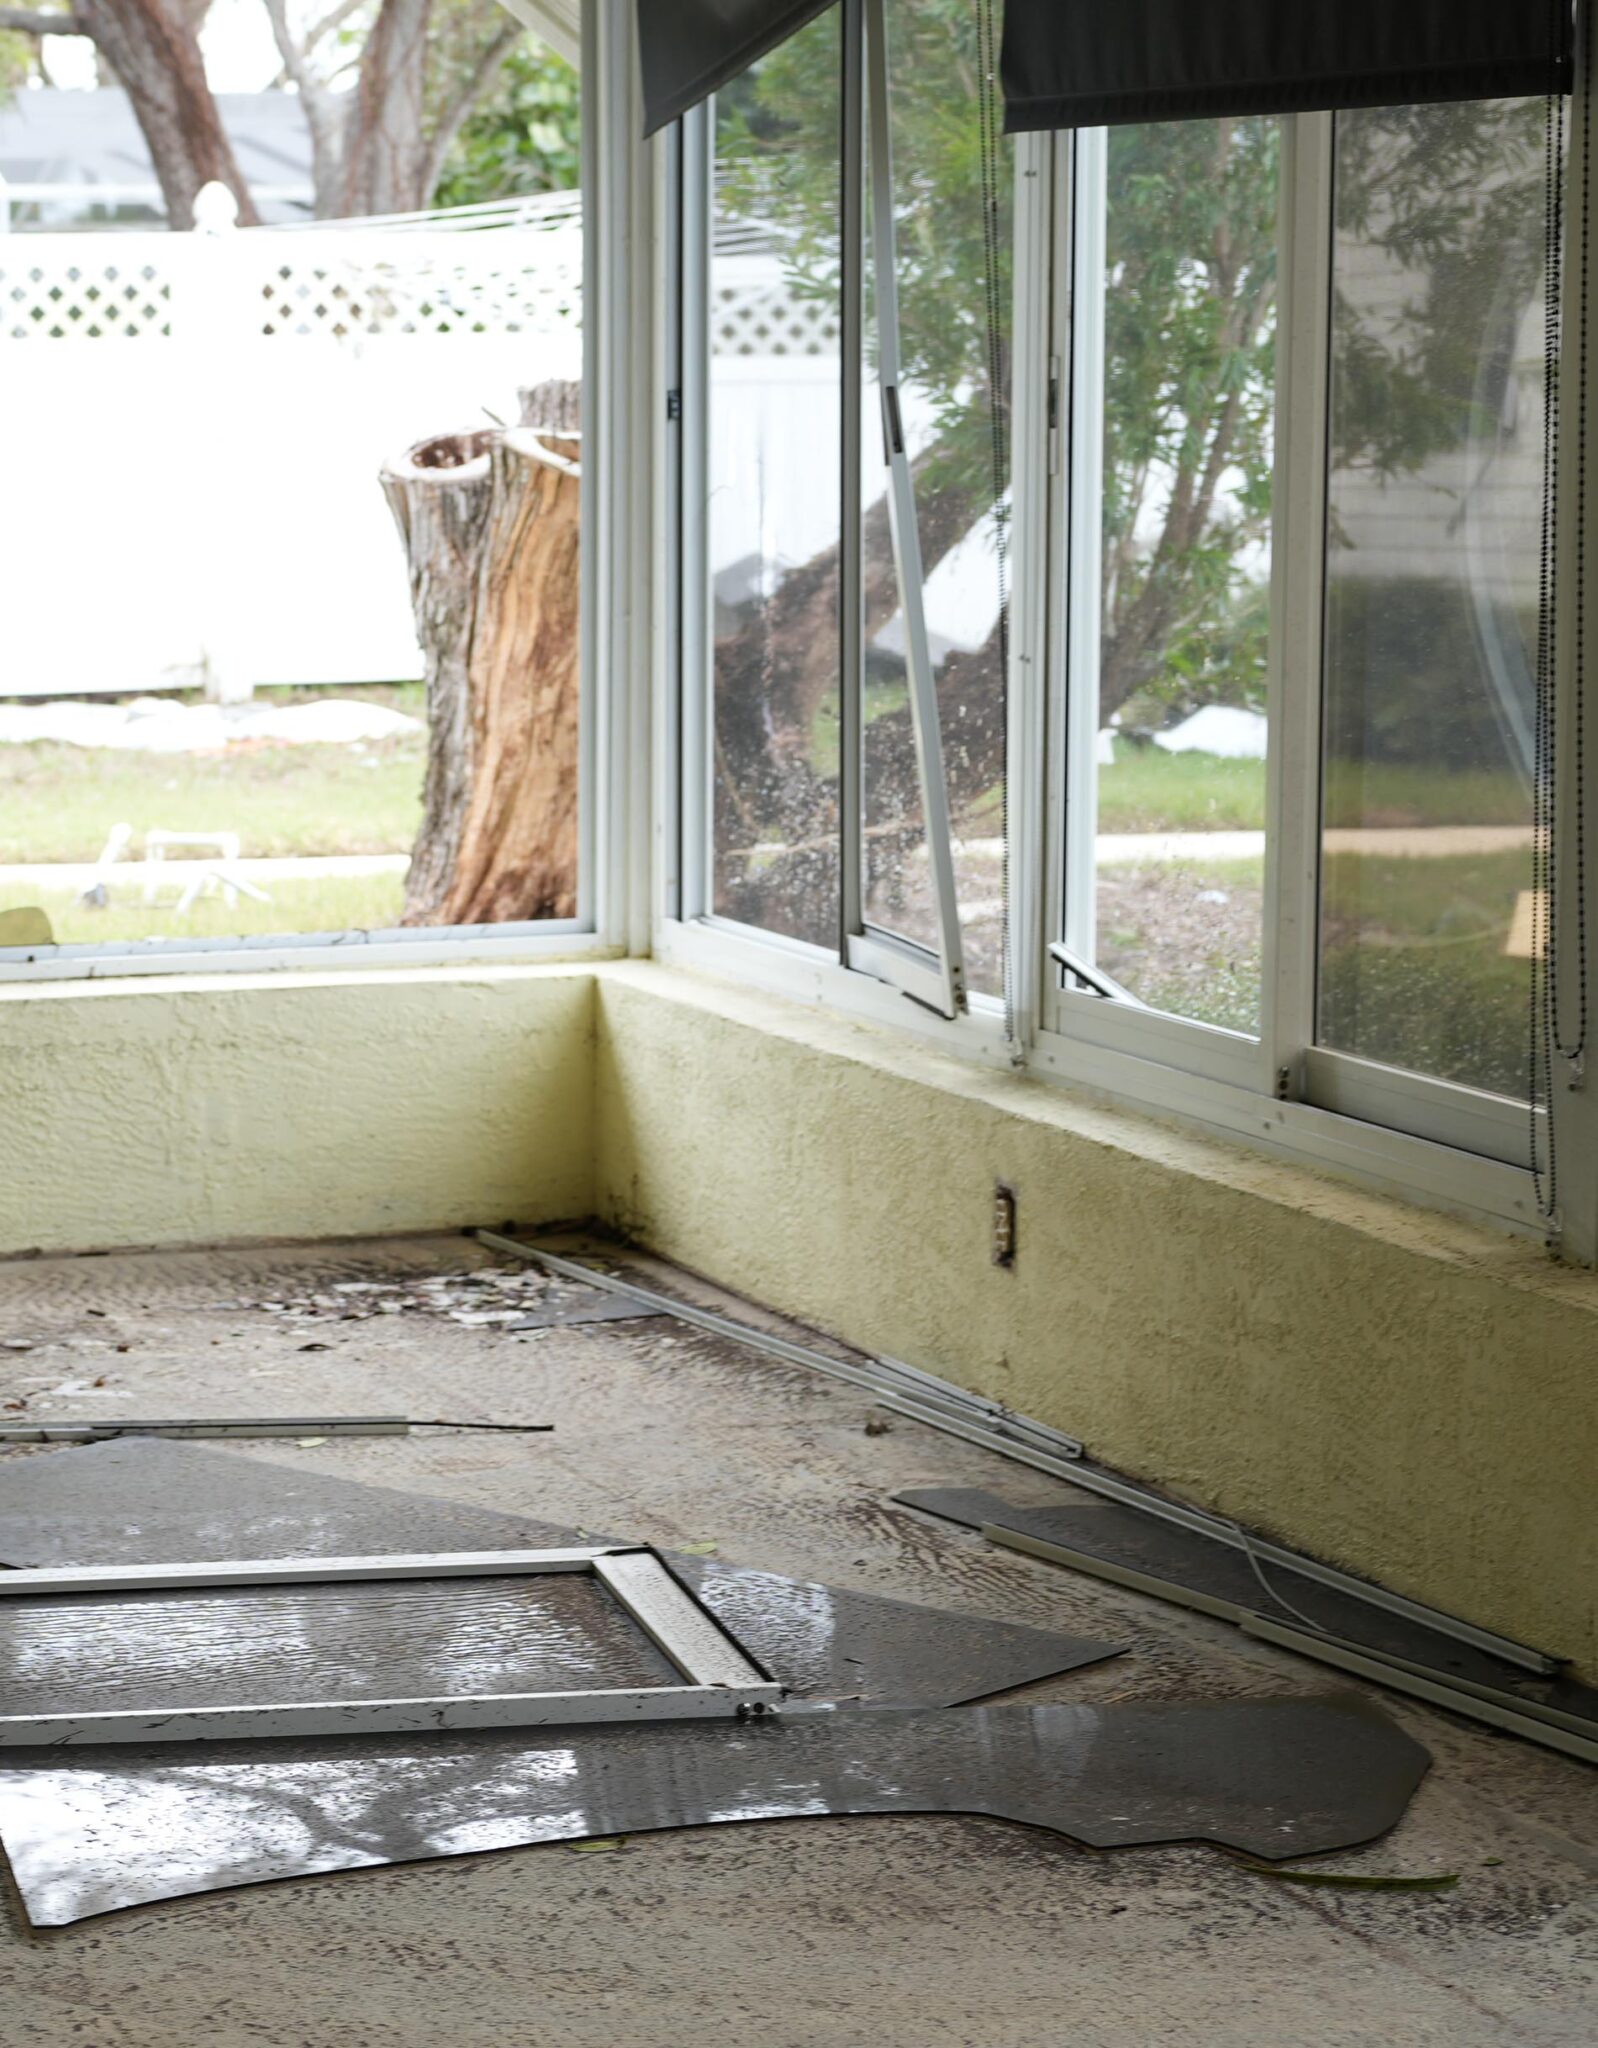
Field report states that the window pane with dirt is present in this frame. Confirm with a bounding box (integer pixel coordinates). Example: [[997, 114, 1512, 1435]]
[[860, 0, 1010, 997], [0, 19, 582, 951], [1084, 116, 1279, 1034], [1317, 99, 1551, 1100], [708, 11, 843, 949]]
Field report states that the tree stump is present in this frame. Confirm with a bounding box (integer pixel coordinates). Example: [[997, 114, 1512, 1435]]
[[382, 392, 581, 927]]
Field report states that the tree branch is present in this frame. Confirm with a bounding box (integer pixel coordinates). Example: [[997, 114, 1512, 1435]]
[[420, 18, 519, 200], [261, 0, 346, 212], [0, 8, 84, 32]]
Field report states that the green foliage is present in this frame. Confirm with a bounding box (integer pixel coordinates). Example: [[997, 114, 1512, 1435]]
[[433, 38, 581, 207], [1099, 118, 1279, 721], [0, 30, 32, 99], [717, 0, 1009, 511], [1329, 99, 1549, 481]]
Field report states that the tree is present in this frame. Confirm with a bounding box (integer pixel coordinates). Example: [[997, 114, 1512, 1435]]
[[0, 0, 564, 227], [706, 26, 1555, 940]]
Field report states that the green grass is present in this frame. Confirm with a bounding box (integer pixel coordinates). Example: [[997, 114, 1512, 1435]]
[[1094, 743, 1528, 836], [0, 685, 425, 866], [1097, 744, 1267, 833], [26, 872, 409, 948]]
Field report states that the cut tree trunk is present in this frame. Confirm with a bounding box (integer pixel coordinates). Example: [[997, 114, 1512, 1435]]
[[382, 389, 580, 927]]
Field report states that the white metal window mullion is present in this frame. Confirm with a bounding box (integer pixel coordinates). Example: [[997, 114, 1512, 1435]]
[[1058, 127, 1106, 978], [1260, 110, 1333, 1108], [845, 0, 969, 1020], [1003, 126, 1058, 1055], [673, 104, 714, 925], [838, 0, 866, 964]]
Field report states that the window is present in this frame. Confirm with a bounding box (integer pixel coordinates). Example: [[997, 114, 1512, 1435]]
[[0, 16, 589, 973], [682, 0, 1009, 1016], [671, 40, 1579, 1238], [706, 7, 843, 950], [1317, 99, 1550, 1106], [1043, 96, 1562, 1175], [1061, 115, 1279, 1037]]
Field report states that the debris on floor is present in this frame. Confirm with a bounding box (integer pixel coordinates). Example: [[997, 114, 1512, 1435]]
[[0, 1440, 1127, 1707], [225, 1263, 665, 1334], [0, 1693, 1430, 1926], [895, 1485, 1598, 1768]]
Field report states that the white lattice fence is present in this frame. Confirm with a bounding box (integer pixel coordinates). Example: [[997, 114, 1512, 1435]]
[[0, 252, 171, 340], [0, 212, 841, 696], [1, 231, 822, 350]]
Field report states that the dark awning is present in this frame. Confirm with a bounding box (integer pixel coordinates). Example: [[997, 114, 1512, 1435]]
[[1000, 0, 1575, 134], [639, 0, 837, 136]]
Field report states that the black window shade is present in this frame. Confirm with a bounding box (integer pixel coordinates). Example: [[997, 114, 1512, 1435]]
[[1001, 0, 1575, 134], [639, 0, 838, 135]]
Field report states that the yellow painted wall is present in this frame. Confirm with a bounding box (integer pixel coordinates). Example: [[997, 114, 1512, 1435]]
[[594, 963, 1598, 1675], [0, 964, 595, 1253], [3, 953, 1593, 1673]]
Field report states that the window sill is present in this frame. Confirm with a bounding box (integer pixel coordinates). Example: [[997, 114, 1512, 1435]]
[[655, 915, 1542, 1244]]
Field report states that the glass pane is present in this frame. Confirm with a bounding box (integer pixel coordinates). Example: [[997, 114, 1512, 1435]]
[[1081, 117, 1279, 1033], [1318, 100, 1551, 1099], [861, 0, 1010, 996], [0, 37, 583, 949], [709, 12, 842, 947]]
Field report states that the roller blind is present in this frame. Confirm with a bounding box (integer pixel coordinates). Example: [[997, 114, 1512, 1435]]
[[639, 0, 837, 135], [1001, 0, 1575, 135]]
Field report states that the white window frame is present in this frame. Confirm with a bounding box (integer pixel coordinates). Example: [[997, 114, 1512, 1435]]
[[666, 0, 976, 1023], [653, 7, 1596, 1257], [0, 0, 637, 988]]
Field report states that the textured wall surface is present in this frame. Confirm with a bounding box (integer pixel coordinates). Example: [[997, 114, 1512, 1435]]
[[594, 964, 1598, 1675], [0, 964, 595, 1253], [6, 953, 1595, 1672]]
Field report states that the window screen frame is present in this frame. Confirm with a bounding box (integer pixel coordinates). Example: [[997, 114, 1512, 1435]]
[[0, 1544, 782, 1747]]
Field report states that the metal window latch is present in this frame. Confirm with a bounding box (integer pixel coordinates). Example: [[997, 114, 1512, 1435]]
[[881, 383, 905, 458], [1048, 941, 1148, 1008], [666, 388, 682, 422]]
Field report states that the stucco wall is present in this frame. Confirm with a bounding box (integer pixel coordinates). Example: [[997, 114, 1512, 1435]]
[[0, 964, 595, 1253], [3, 953, 1593, 1673], [593, 963, 1598, 1675]]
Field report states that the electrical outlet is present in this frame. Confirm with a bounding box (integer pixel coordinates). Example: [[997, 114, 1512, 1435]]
[[991, 1182, 1017, 1268]]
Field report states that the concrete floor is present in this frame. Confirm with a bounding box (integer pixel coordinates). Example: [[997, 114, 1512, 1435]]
[[0, 1231, 1593, 2047]]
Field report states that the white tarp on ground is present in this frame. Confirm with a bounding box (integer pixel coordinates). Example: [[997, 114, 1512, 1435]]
[[0, 697, 420, 752], [1151, 705, 1268, 759]]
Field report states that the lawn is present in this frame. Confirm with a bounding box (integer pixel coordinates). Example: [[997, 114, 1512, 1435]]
[[32, 872, 409, 948], [1095, 743, 1527, 835], [0, 684, 425, 866]]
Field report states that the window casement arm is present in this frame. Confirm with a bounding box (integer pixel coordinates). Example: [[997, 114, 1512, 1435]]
[[849, 0, 968, 1019], [1049, 940, 1148, 1008]]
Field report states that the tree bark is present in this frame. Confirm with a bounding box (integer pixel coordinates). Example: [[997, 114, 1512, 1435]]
[[339, 0, 432, 217], [73, 0, 258, 229], [382, 395, 581, 927]]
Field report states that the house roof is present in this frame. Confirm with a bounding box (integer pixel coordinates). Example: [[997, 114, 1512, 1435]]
[[0, 88, 315, 222]]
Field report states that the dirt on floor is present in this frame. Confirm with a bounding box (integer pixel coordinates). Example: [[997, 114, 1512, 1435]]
[[0, 1232, 1592, 2048]]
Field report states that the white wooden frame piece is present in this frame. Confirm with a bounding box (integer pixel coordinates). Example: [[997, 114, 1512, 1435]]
[[0, 1546, 783, 1747]]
